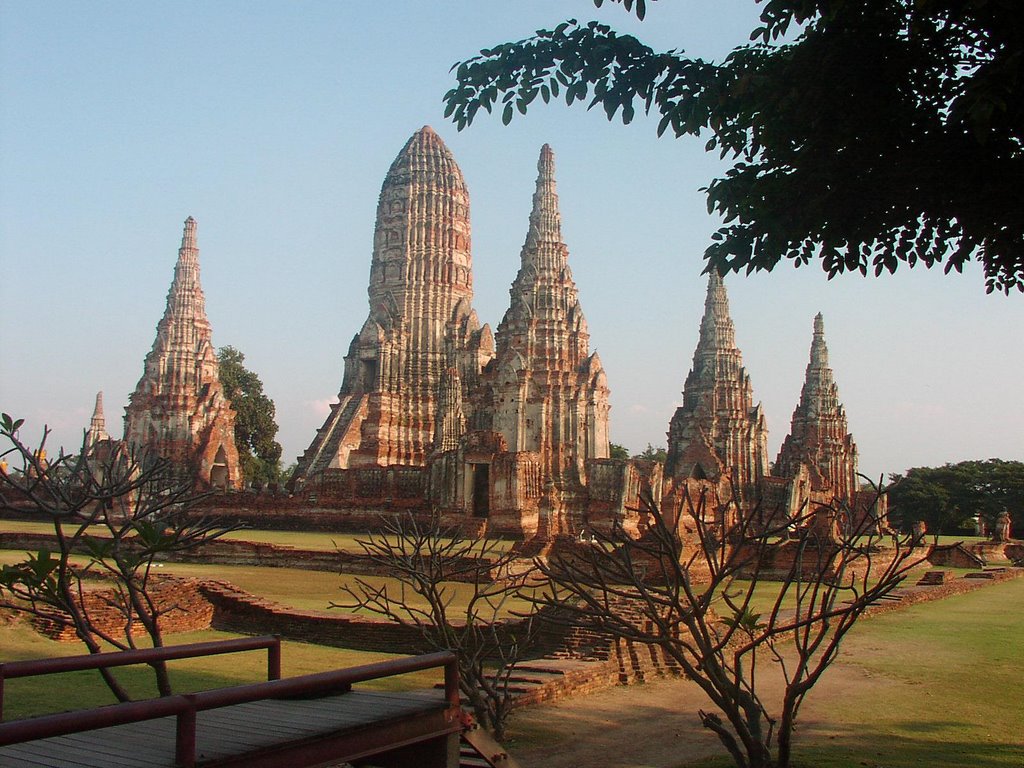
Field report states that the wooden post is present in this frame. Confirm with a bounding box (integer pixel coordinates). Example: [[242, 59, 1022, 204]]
[[174, 698, 197, 768], [443, 655, 460, 710], [267, 637, 281, 681]]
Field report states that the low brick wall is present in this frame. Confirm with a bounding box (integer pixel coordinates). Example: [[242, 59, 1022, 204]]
[[32, 576, 214, 641], [200, 581, 536, 654], [187, 497, 489, 538]]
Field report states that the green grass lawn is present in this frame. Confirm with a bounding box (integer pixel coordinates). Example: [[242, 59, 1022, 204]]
[[812, 577, 1023, 767], [682, 577, 1024, 768], [0, 519, 517, 553], [0, 551, 537, 616]]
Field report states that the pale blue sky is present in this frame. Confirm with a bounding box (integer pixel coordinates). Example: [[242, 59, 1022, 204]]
[[1, 1, 1021, 481]]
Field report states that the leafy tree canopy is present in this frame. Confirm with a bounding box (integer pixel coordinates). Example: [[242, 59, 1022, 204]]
[[634, 442, 668, 463], [217, 346, 282, 486], [887, 459, 1024, 534], [609, 442, 631, 459], [445, 0, 1024, 293]]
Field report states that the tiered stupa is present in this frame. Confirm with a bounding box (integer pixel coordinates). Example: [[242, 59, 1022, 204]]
[[294, 127, 493, 477], [774, 313, 859, 502], [123, 217, 242, 490], [489, 145, 610, 501], [665, 273, 768, 507], [83, 391, 110, 451]]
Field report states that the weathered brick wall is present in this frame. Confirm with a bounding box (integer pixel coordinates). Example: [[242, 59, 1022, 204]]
[[739, 539, 910, 581], [31, 576, 214, 642], [200, 581, 538, 655]]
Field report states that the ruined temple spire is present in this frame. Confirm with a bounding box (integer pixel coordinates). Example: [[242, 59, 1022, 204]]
[[491, 144, 610, 501], [84, 391, 109, 450], [294, 126, 493, 476], [666, 272, 768, 505], [123, 217, 241, 490], [774, 313, 858, 501]]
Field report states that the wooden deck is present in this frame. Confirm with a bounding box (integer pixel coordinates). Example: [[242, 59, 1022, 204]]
[[0, 642, 462, 768], [0, 689, 453, 767]]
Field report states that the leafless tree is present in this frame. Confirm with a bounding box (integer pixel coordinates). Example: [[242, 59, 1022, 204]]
[[334, 513, 540, 740], [0, 413, 238, 700], [532, 483, 923, 768]]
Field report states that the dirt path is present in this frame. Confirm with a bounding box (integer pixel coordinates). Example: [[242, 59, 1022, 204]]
[[505, 662, 890, 768]]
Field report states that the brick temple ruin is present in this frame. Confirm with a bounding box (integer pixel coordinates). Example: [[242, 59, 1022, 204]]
[[283, 126, 876, 539], [122, 217, 242, 490], [84, 126, 876, 537]]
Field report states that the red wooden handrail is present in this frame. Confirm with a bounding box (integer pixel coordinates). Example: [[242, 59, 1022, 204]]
[[0, 635, 281, 722], [0, 648, 460, 768]]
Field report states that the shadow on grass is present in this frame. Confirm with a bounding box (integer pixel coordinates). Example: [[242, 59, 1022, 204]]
[[776, 717, 1024, 768]]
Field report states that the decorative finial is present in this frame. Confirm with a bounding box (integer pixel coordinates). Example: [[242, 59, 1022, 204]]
[[181, 216, 198, 251]]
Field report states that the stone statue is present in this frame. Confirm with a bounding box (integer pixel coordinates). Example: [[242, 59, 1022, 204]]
[[993, 510, 1012, 542], [911, 519, 927, 545]]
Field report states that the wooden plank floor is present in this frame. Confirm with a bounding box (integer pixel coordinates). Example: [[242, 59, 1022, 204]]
[[0, 690, 447, 768]]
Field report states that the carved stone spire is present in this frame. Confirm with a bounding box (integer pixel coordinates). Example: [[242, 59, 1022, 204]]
[[774, 313, 859, 502], [490, 144, 610, 501], [523, 144, 564, 265], [294, 127, 493, 479], [84, 391, 109, 450], [123, 217, 241, 490], [666, 272, 768, 507]]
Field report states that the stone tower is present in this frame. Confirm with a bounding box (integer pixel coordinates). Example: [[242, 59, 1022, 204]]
[[83, 391, 110, 451], [489, 145, 610, 498], [123, 217, 242, 490], [294, 127, 493, 478], [774, 313, 859, 502], [665, 272, 768, 507]]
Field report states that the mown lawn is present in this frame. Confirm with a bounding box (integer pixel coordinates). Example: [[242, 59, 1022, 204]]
[[0, 518, 517, 553], [680, 577, 1024, 768]]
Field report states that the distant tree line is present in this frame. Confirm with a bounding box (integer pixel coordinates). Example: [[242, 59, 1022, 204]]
[[887, 459, 1024, 535], [609, 442, 668, 463]]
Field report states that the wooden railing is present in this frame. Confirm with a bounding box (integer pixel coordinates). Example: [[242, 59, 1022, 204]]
[[0, 640, 458, 768], [0, 634, 282, 722]]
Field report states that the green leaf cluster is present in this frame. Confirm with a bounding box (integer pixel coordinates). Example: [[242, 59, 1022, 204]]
[[444, 0, 1024, 293], [217, 346, 283, 486]]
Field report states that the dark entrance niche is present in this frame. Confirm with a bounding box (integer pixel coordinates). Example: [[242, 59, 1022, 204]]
[[359, 358, 378, 390], [470, 463, 490, 518]]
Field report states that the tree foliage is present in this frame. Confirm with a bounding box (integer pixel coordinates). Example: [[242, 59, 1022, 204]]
[[888, 459, 1024, 534], [532, 487, 920, 768], [0, 414, 238, 700], [444, 0, 1024, 293], [633, 442, 668, 463], [609, 442, 631, 459], [217, 346, 283, 486]]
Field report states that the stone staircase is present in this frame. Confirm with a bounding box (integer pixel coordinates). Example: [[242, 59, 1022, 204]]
[[467, 601, 685, 711]]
